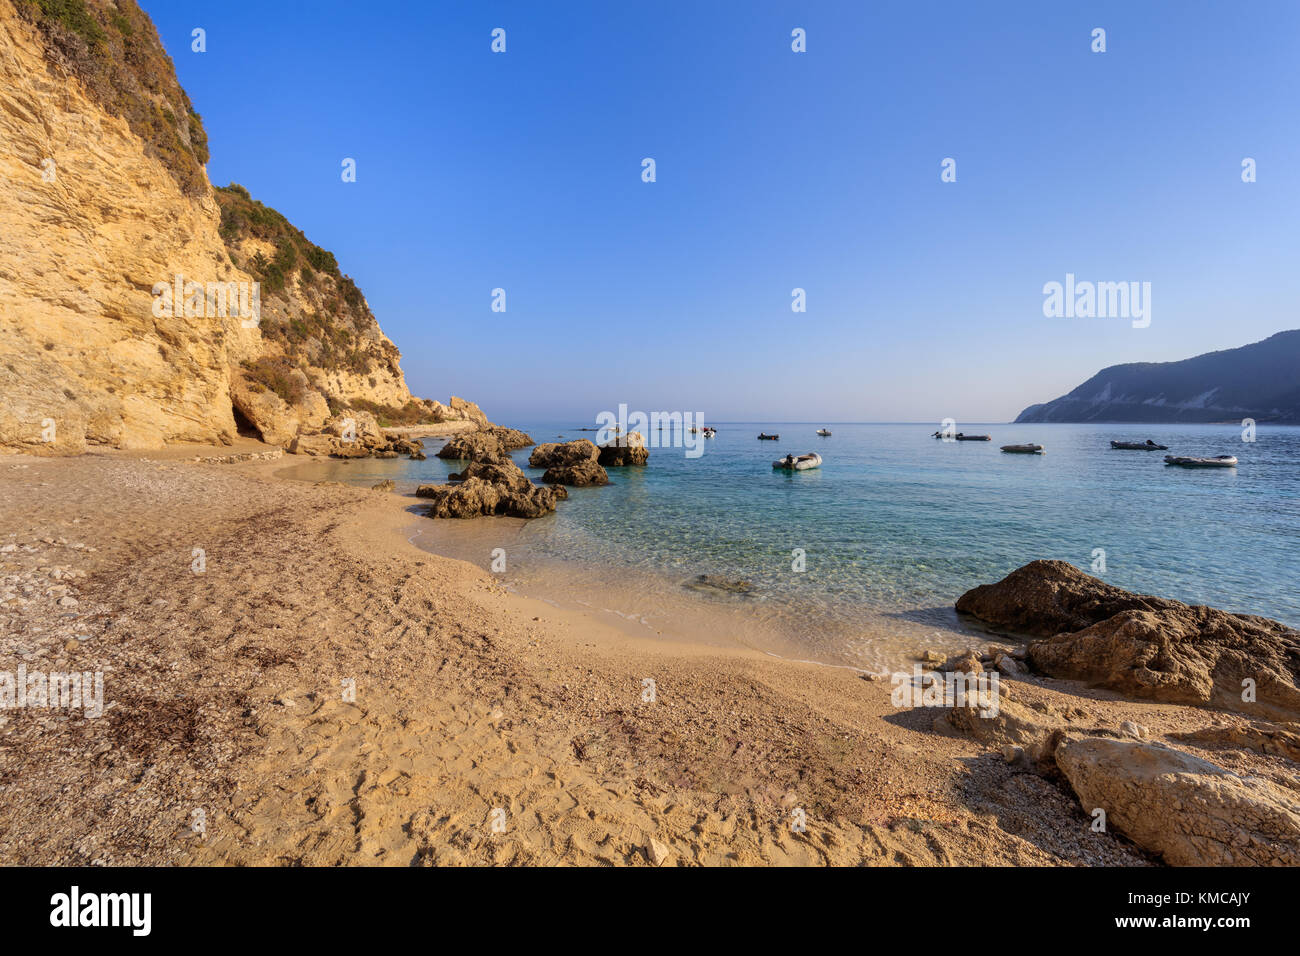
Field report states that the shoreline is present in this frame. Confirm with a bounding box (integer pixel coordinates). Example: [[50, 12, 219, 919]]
[[0, 444, 1293, 865]]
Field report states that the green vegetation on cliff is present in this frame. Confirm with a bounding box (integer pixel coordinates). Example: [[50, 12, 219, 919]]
[[214, 184, 402, 383], [15, 0, 210, 194]]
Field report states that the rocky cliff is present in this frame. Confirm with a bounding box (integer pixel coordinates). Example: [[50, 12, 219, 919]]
[[0, 0, 481, 454], [1015, 330, 1300, 425]]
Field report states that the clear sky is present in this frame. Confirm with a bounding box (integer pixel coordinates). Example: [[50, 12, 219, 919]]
[[146, 0, 1300, 424]]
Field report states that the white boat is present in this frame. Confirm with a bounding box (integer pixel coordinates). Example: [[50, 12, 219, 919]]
[[1165, 455, 1237, 468], [773, 452, 822, 471], [816, 428, 831, 436], [1001, 443, 1044, 454]]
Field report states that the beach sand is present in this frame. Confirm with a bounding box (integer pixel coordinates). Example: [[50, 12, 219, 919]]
[[0, 442, 1281, 866]]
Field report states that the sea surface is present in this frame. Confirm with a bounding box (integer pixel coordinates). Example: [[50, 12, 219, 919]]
[[280, 422, 1300, 672]]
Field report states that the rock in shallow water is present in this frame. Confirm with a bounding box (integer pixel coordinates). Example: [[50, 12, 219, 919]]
[[437, 426, 535, 464], [417, 477, 565, 519], [542, 459, 609, 486], [685, 574, 754, 596], [529, 439, 598, 468], [598, 431, 649, 466]]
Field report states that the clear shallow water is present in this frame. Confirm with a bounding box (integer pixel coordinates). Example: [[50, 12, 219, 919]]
[[281, 422, 1299, 670]]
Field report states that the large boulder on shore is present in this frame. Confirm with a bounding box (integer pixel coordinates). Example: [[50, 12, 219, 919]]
[[529, 439, 599, 468], [598, 431, 649, 466], [1055, 735, 1300, 866], [957, 560, 1300, 720], [956, 559, 1179, 637]]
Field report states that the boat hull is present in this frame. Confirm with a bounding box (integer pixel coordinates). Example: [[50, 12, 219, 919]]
[[773, 453, 822, 471], [1164, 455, 1237, 468]]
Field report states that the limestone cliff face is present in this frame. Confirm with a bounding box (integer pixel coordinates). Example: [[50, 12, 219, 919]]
[[0, 0, 480, 454], [0, 0, 258, 451]]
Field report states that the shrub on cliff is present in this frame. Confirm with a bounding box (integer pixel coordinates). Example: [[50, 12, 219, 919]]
[[16, 0, 211, 195]]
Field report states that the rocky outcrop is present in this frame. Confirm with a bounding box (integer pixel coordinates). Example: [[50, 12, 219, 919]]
[[416, 456, 566, 519], [529, 439, 598, 469], [936, 680, 1300, 865], [288, 411, 424, 459], [542, 459, 609, 487], [956, 559, 1177, 637], [437, 427, 534, 464], [525, 439, 608, 485], [1055, 736, 1300, 866], [598, 431, 649, 466], [957, 561, 1300, 720]]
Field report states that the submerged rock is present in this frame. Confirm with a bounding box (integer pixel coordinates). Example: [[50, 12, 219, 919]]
[[685, 574, 754, 596], [957, 560, 1300, 720]]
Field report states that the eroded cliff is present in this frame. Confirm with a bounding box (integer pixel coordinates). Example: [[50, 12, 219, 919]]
[[0, 0, 479, 453]]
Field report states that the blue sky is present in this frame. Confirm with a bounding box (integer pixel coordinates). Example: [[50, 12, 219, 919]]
[[147, 0, 1300, 424]]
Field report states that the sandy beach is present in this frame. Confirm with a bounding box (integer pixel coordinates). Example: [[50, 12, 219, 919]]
[[4, 441, 1293, 866]]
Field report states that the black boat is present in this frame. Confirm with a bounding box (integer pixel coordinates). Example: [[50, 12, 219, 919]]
[[1111, 440, 1168, 450]]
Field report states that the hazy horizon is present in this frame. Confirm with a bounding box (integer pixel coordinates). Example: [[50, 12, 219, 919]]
[[147, 0, 1300, 423]]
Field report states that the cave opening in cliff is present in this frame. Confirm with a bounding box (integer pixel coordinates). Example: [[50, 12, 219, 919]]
[[231, 404, 263, 441]]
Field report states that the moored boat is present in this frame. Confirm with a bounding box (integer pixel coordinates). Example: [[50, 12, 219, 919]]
[[773, 452, 822, 471], [955, 434, 991, 441], [1111, 440, 1168, 450], [757, 433, 779, 440], [1164, 455, 1237, 468], [1001, 443, 1044, 454], [816, 428, 831, 436]]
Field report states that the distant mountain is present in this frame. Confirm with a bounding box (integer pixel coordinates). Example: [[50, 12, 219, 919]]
[[1015, 331, 1300, 424]]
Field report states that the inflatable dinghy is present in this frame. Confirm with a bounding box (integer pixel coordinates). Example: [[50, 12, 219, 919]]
[[1111, 440, 1168, 450], [1001, 444, 1044, 454], [773, 453, 822, 471], [955, 434, 991, 441], [1164, 455, 1237, 468], [757, 433, 780, 440]]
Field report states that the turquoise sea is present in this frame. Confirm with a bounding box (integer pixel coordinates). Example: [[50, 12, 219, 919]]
[[282, 422, 1299, 671]]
